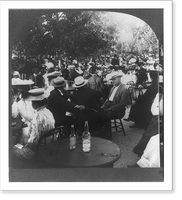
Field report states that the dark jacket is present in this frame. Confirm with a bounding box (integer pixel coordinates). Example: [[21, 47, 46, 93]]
[[128, 81, 158, 127], [70, 69, 83, 81], [103, 84, 129, 117], [70, 87, 103, 133], [71, 87, 101, 111], [47, 89, 76, 126], [136, 81, 158, 106]]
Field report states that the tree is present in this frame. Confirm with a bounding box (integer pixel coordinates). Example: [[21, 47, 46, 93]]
[[12, 11, 117, 60], [120, 24, 159, 55]]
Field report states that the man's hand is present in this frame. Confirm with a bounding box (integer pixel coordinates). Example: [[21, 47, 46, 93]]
[[75, 105, 85, 110]]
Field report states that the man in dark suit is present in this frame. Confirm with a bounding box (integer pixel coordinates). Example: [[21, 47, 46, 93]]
[[47, 77, 85, 129], [71, 76, 101, 111], [102, 72, 129, 138], [71, 76, 104, 136]]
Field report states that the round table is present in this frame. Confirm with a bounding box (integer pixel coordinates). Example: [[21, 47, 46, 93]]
[[39, 137, 120, 168]]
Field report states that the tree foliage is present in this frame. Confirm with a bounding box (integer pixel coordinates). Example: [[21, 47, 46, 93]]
[[13, 11, 116, 59], [12, 11, 159, 62], [115, 23, 158, 54]]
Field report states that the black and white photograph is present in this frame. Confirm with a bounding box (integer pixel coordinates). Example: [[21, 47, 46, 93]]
[[0, 0, 173, 191]]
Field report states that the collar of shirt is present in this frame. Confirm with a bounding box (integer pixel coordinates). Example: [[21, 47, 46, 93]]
[[109, 84, 120, 101], [57, 89, 64, 96]]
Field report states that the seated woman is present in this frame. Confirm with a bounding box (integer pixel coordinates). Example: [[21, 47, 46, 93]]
[[12, 79, 35, 144], [13, 88, 55, 160], [124, 70, 159, 129], [128, 91, 163, 167]]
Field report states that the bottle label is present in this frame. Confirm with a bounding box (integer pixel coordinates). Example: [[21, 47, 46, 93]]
[[70, 137, 76, 149], [82, 139, 91, 152]]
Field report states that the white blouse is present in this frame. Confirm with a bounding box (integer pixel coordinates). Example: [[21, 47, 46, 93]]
[[27, 107, 55, 145], [151, 93, 163, 116], [12, 99, 35, 123]]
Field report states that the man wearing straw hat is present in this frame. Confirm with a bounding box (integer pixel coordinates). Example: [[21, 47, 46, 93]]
[[71, 76, 107, 137], [102, 71, 129, 138], [47, 77, 85, 128]]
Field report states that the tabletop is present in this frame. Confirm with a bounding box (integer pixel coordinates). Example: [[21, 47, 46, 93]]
[[39, 137, 120, 168]]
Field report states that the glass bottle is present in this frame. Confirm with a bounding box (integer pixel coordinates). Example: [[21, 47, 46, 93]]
[[82, 121, 91, 152], [69, 124, 76, 150]]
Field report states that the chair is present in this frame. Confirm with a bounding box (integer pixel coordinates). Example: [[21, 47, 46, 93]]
[[126, 81, 144, 104], [11, 126, 66, 169], [78, 107, 104, 137], [35, 126, 66, 162], [111, 117, 126, 136], [130, 86, 143, 103]]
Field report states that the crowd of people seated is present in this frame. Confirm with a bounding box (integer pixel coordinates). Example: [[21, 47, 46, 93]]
[[11, 53, 163, 167]]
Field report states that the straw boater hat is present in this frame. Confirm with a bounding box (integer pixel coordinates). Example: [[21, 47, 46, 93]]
[[73, 76, 88, 88], [26, 88, 46, 101], [52, 77, 66, 88], [129, 58, 136, 64], [46, 71, 61, 78], [13, 71, 20, 77], [12, 79, 34, 86]]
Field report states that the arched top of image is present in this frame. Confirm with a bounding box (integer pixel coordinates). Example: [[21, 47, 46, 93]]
[[11, 10, 159, 61]]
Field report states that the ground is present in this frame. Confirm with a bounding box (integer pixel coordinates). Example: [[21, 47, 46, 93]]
[[112, 106, 144, 168]]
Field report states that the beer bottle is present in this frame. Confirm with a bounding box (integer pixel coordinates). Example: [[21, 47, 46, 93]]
[[82, 121, 91, 152], [69, 124, 76, 150]]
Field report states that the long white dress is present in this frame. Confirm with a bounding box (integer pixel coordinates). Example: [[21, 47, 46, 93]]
[[12, 99, 35, 144], [137, 134, 160, 167], [137, 93, 163, 167]]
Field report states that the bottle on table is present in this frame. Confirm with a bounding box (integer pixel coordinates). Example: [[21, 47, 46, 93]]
[[82, 121, 91, 153], [69, 124, 76, 150]]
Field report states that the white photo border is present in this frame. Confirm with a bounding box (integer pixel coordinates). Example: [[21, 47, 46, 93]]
[[0, 1, 172, 191]]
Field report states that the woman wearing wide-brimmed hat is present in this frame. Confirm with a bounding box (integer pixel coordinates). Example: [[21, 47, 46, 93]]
[[13, 88, 55, 160], [12, 79, 36, 144], [124, 70, 159, 129]]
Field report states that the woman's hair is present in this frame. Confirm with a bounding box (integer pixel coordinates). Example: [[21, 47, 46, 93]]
[[21, 91, 29, 99]]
